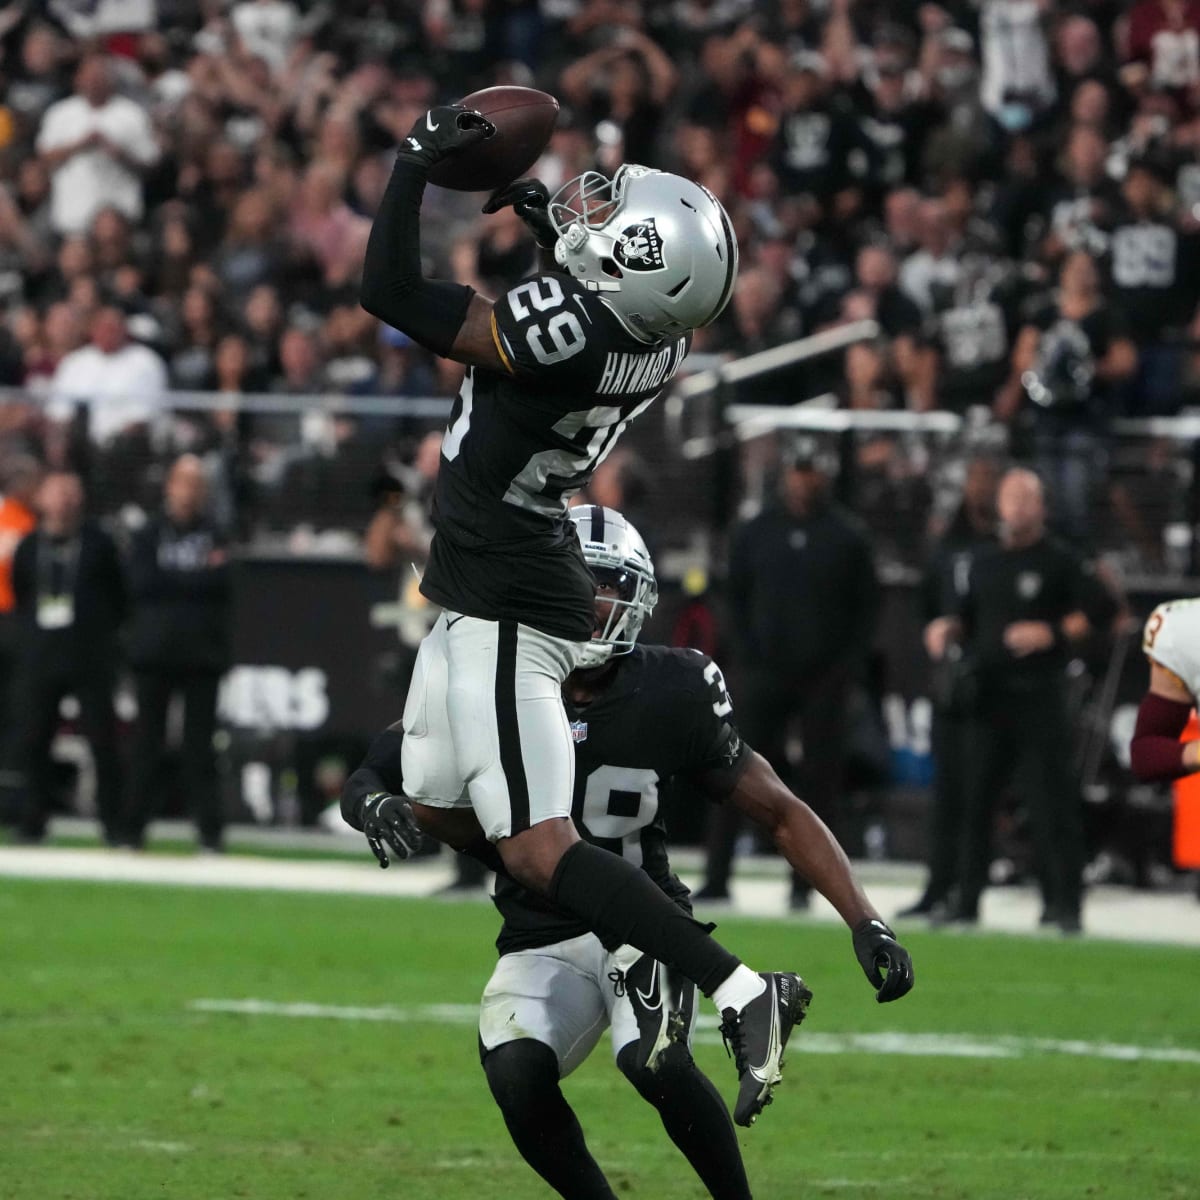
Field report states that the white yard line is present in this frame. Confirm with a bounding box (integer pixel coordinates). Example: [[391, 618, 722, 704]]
[[2, 845, 1198, 945], [187, 997, 1200, 1064]]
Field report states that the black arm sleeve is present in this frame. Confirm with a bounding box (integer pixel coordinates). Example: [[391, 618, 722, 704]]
[[359, 154, 475, 357], [340, 726, 405, 830]]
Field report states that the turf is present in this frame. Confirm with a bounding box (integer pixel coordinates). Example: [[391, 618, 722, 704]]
[[1, 877, 1196, 1200]]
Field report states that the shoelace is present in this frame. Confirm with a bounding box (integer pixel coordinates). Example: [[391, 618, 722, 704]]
[[607, 969, 627, 999], [719, 1013, 748, 1075]]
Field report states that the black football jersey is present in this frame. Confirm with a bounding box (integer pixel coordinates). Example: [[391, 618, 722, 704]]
[[494, 644, 750, 956], [420, 273, 691, 641]]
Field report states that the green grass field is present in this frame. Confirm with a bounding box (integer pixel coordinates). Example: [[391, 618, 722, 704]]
[[1, 876, 1196, 1200]]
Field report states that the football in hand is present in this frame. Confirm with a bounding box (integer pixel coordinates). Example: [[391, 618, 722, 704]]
[[428, 86, 560, 192]]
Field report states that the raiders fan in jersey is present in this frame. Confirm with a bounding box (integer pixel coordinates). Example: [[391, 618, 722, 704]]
[[342, 508, 914, 1197], [357, 105, 806, 1126], [1131, 597, 1200, 782]]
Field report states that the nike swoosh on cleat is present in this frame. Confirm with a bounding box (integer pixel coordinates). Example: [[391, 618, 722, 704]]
[[426, 113, 440, 132], [635, 979, 662, 1013], [747, 982, 782, 1082]]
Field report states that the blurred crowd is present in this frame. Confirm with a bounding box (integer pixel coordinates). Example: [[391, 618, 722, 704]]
[[0, 0, 1198, 557]]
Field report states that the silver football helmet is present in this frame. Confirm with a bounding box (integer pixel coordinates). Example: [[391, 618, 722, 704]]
[[570, 504, 658, 668], [549, 164, 738, 344]]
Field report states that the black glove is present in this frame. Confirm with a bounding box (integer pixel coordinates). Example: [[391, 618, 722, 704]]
[[852, 918, 914, 1003], [398, 105, 496, 169], [482, 177, 557, 249], [360, 792, 422, 869]]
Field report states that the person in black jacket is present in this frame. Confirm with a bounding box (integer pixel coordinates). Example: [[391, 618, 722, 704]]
[[9, 470, 126, 843], [925, 467, 1100, 933], [123, 454, 231, 851], [696, 436, 880, 908], [899, 454, 1000, 918]]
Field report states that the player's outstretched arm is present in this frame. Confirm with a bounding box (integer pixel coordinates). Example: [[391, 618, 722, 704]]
[[339, 722, 508, 874], [359, 105, 508, 373], [1130, 661, 1199, 781], [340, 725, 424, 868], [727, 751, 914, 1002]]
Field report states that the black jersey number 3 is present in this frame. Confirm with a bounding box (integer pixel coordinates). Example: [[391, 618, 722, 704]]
[[509, 278, 587, 365]]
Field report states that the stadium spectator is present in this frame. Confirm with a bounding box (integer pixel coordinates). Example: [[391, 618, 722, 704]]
[[288, 163, 372, 293], [36, 52, 159, 237], [900, 199, 962, 315], [240, 283, 285, 379], [1051, 15, 1119, 118], [978, 0, 1056, 129], [854, 35, 940, 203], [123, 453, 232, 852], [1123, 0, 1200, 99], [212, 188, 292, 305], [24, 300, 84, 384], [0, 184, 49, 308], [817, 243, 930, 409], [999, 250, 1138, 548], [4, 22, 68, 144], [231, 0, 303, 76], [1109, 154, 1200, 415], [558, 25, 679, 166], [1039, 123, 1122, 261], [8, 470, 126, 845], [48, 305, 168, 446], [769, 50, 867, 223], [168, 285, 225, 391], [696, 435, 879, 908]]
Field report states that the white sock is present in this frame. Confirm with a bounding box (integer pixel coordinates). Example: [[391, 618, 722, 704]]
[[712, 965, 766, 1014]]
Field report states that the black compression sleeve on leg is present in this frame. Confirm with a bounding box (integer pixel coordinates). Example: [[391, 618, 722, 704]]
[[483, 1040, 618, 1200], [359, 154, 474, 357], [618, 1042, 752, 1200], [550, 841, 742, 996]]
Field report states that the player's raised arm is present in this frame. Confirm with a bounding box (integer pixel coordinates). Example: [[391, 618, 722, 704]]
[[359, 106, 509, 373], [722, 751, 915, 1003]]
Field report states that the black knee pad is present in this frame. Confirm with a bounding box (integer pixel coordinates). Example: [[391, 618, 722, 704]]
[[482, 1038, 560, 1114]]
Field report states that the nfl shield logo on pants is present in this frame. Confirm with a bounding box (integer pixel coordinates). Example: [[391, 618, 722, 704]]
[[570, 721, 588, 744]]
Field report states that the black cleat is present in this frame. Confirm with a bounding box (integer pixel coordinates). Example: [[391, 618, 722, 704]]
[[610, 952, 686, 1073], [721, 972, 812, 1127]]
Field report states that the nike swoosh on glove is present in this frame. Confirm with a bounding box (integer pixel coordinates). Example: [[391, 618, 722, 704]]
[[482, 177, 557, 249], [852, 917, 915, 1002], [399, 106, 496, 168], [361, 792, 423, 868]]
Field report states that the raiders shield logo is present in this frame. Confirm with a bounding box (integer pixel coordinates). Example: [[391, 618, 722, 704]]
[[614, 220, 666, 272], [1017, 571, 1042, 599], [570, 721, 589, 744]]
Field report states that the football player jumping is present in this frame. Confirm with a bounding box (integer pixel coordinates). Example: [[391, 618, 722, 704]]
[[1130, 597, 1200, 781], [343, 507, 914, 1197], [359, 105, 834, 1123]]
